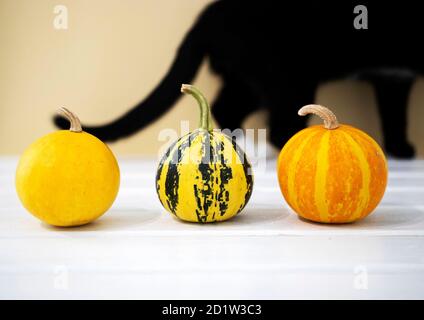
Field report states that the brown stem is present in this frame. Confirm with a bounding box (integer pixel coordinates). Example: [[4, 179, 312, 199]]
[[57, 107, 83, 132], [298, 104, 339, 130]]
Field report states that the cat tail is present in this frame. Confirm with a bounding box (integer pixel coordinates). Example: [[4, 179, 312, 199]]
[[53, 10, 209, 142]]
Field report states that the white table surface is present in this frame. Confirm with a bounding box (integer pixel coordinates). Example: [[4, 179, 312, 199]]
[[1, 156, 424, 299]]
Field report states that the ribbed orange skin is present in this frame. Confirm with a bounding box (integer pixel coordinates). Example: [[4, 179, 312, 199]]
[[277, 125, 388, 223]]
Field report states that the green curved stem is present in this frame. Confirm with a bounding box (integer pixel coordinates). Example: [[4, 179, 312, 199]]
[[181, 84, 213, 131]]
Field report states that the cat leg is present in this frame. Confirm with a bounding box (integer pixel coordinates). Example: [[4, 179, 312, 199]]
[[268, 82, 317, 149], [372, 76, 416, 158], [269, 108, 308, 150], [211, 82, 259, 132]]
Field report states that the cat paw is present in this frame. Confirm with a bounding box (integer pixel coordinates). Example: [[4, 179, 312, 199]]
[[385, 142, 416, 159], [53, 114, 70, 130]]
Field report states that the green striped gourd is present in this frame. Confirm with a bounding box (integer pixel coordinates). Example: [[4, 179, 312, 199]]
[[156, 84, 254, 223]]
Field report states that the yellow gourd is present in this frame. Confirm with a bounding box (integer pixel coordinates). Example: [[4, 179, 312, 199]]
[[16, 108, 120, 227]]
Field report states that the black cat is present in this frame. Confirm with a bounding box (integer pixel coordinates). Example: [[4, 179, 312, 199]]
[[54, 0, 420, 158]]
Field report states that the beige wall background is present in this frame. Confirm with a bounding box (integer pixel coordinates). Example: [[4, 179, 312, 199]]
[[1, 0, 424, 156]]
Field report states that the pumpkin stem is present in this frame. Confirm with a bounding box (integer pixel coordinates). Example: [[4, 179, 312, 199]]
[[57, 107, 83, 132], [298, 104, 340, 130], [181, 84, 213, 131]]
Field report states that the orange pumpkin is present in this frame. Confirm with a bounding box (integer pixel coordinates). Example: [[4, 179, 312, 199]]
[[277, 105, 388, 223]]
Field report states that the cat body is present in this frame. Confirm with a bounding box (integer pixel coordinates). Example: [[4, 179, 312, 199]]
[[55, 1, 420, 158]]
